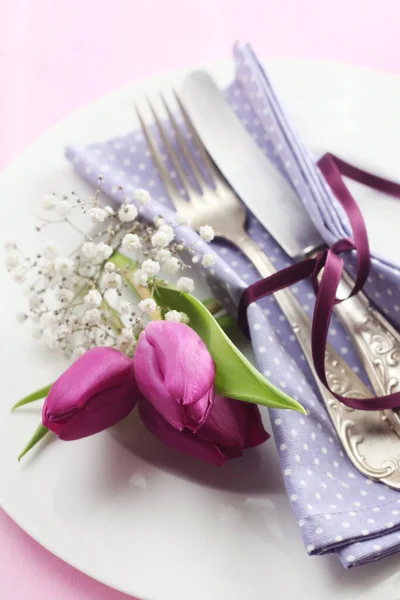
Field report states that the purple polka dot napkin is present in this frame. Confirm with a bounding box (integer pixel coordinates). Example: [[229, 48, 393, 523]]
[[65, 42, 400, 568]]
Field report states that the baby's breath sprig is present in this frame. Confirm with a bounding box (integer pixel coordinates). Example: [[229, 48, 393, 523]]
[[5, 179, 216, 360]]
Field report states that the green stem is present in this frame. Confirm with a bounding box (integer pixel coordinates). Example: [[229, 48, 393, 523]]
[[12, 384, 52, 411], [201, 298, 222, 315], [215, 314, 237, 335], [18, 424, 49, 461]]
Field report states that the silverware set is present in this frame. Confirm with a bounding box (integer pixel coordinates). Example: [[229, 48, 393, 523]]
[[135, 77, 400, 489]]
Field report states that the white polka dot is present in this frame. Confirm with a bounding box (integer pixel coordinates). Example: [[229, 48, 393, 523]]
[[263, 370, 271, 377], [333, 461, 339, 468], [348, 472, 355, 479], [314, 458, 320, 465], [315, 492, 321, 500], [298, 519, 305, 527], [367, 518, 375, 524], [386, 522, 394, 528], [353, 502, 361, 508], [340, 347, 349, 355], [342, 522, 350, 528], [317, 423, 322, 430], [300, 480, 307, 487], [306, 469, 313, 476], [316, 527, 323, 534], [253, 323, 261, 330], [291, 429, 298, 437], [321, 482, 327, 489], [284, 468, 291, 476], [378, 495, 386, 501], [307, 504, 314, 511], [360, 490, 367, 496], [295, 454, 301, 463], [259, 346, 266, 353], [307, 544, 315, 553], [280, 443, 287, 451], [275, 418, 282, 425], [311, 432, 316, 441], [361, 529, 369, 536], [373, 544, 382, 551], [349, 511, 356, 517], [299, 418, 305, 425], [303, 443, 309, 452], [336, 493, 343, 500], [273, 356, 280, 364], [291, 494, 298, 502], [347, 555, 355, 562], [392, 510, 399, 516], [335, 535, 343, 542], [325, 514, 332, 520], [326, 472, 333, 479], [373, 507, 380, 513]]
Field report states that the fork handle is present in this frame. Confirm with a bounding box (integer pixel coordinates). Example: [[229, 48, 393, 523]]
[[236, 234, 367, 401]]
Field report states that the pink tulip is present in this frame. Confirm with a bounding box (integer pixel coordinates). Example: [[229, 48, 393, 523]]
[[134, 321, 215, 432], [139, 394, 269, 466], [42, 347, 139, 440]]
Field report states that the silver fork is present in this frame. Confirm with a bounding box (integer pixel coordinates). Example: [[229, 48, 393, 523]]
[[135, 92, 400, 489]]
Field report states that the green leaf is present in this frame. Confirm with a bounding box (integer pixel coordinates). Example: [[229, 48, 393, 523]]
[[154, 285, 305, 414], [201, 297, 222, 315], [109, 251, 140, 298], [18, 424, 49, 461], [12, 384, 52, 411]]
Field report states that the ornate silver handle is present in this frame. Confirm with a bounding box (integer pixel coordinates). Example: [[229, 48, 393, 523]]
[[238, 233, 400, 489], [335, 271, 400, 434]]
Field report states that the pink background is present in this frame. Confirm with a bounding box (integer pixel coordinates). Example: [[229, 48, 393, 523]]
[[1, 0, 399, 598]]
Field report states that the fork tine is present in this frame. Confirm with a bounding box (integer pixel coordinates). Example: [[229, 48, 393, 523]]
[[147, 97, 197, 204], [174, 91, 222, 188], [134, 103, 186, 212], [160, 92, 207, 194]]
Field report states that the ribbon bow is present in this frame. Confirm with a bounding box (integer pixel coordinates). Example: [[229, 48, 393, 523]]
[[239, 153, 400, 411]]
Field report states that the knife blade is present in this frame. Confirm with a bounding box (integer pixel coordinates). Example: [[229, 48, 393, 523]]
[[179, 70, 325, 259]]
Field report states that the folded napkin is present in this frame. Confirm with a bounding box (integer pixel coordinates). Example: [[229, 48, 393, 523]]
[[66, 42, 400, 568]]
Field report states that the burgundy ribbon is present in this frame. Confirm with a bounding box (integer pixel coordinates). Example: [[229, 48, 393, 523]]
[[238, 153, 400, 411]]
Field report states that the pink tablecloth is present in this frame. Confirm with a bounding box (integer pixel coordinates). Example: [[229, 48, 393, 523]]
[[1, 1, 400, 598]]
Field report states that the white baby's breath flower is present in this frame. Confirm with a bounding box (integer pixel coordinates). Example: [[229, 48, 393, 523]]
[[96, 242, 113, 261], [57, 288, 74, 304], [89, 207, 107, 223], [104, 261, 116, 273], [134, 189, 150, 205], [141, 259, 160, 277], [42, 241, 59, 259], [16, 312, 27, 324], [104, 205, 115, 216], [84, 289, 102, 308], [164, 310, 189, 324], [57, 323, 71, 338], [72, 346, 86, 360], [42, 193, 58, 211], [122, 233, 141, 251], [156, 249, 171, 262], [101, 271, 122, 290], [116, 328, 136, 351], [118, 203, 138, 223], [42, 328, 58, 349], [84, 308, 102, 326], [133, 269, 148, 287], [176, 212, 191, 226], [40, 312, 59, 330], [28, 292, 42, 309], [163, 256, 180, 274], [158, 223, 174, 239], [5, 250, 20, 270], [81, 241, 97, 260], [202, 253, 216, 268], [55, 257, 75, 278], [151, 231, 170, 248], [177, 277, 195, 293], [58, 200, 71, 217], [138, 298, 157, 314], [199, 225, 215, 242]]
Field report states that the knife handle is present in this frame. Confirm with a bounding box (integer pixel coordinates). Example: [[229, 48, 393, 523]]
[[334, 271, 400, 434], [237, 233, 400, 488]]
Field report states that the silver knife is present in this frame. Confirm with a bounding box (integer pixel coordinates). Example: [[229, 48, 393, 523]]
[[180, 70, 400, 432]]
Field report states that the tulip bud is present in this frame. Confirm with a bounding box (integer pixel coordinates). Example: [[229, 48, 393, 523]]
[[139, 394, 269, 466], [43, 347, 138, 440], [134, 321, 215, 432]]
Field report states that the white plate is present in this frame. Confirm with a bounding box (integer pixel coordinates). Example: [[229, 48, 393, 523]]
[[1, 59, 400, 600]]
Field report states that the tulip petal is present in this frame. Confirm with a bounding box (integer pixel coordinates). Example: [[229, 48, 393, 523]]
[[197, 395, 269, 450], [43, 347, 139, 440], [139, 398, 228, 466], [134, 322, 215, 431]]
